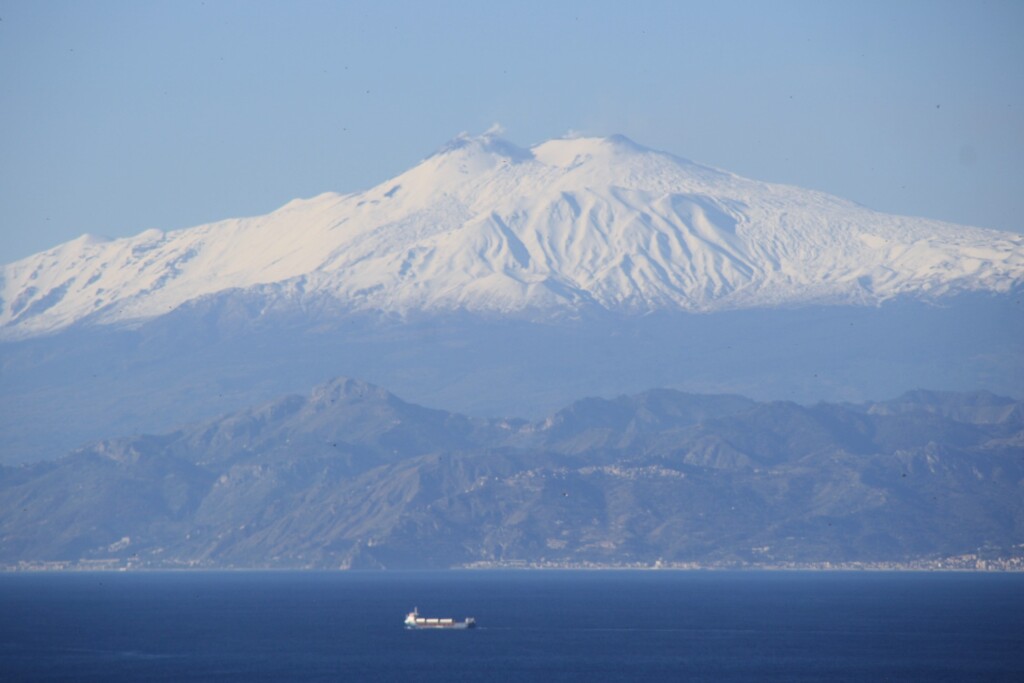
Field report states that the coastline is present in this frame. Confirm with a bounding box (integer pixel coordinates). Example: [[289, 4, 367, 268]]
[[5, 553, 1023, 573]]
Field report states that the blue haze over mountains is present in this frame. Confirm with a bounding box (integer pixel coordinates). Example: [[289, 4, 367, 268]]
[[0, 133, 1022, 568], [1, 292, 1021, 465]]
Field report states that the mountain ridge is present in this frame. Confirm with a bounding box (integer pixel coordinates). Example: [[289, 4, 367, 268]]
[[2, 132, 1021, 340], [2, 376, 1021, 569]]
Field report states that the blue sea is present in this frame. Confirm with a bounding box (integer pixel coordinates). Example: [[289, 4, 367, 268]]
[[1, 571, 1022, 682]]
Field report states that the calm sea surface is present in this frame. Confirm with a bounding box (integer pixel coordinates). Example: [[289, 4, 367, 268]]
[[1, 571, 1022, 682]]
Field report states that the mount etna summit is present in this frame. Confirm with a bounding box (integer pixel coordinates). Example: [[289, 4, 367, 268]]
[[2, 132, 1021, 338], [1, 133, 1022, 464]]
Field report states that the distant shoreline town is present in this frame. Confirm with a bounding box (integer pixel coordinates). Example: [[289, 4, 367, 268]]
[[460, 554, 1024, 573], [6, 553, 1023, 573]]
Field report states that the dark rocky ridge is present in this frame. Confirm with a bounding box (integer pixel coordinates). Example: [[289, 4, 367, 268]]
[[2, 378, 1021, 569]]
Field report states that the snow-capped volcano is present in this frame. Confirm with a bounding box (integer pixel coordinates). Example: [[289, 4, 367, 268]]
[[2, 132, 1022, 339]]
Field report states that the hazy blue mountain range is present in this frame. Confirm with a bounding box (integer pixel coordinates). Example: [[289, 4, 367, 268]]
[[3, 378, 1021, 569], [2, 291, 1021, 465]]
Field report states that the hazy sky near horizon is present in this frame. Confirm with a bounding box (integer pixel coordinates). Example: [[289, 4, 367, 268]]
[[1, 0, 1022, 264]]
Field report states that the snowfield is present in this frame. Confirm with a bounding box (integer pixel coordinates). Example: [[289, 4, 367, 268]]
[[2, 132, 1021, 339]]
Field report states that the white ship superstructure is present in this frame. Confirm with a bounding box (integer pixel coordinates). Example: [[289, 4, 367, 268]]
[[404, 607, 476, 630]]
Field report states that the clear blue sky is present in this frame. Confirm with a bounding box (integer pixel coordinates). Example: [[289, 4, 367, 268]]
[[1, 0, 1022, 264]]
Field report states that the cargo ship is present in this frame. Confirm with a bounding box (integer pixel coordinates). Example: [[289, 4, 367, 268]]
[[404, 607, 476, 629]]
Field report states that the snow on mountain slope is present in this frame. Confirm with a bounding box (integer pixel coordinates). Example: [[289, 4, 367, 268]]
[[2, 132, 1022, 339]]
